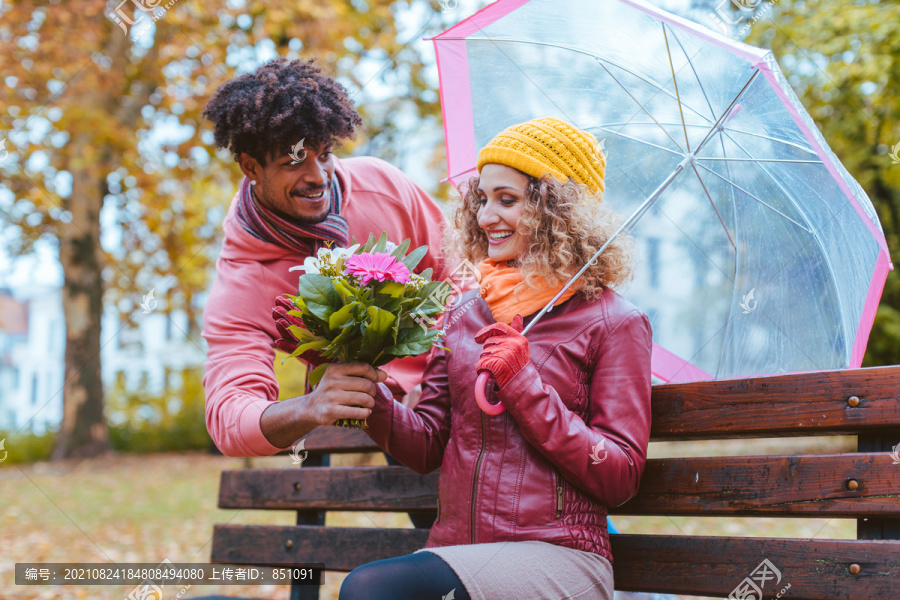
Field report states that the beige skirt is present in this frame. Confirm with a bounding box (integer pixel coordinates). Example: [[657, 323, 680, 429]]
[[416, 540, 614, 600]]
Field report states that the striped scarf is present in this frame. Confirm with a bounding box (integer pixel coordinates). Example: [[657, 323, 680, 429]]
[[235, 176, 350, 255]]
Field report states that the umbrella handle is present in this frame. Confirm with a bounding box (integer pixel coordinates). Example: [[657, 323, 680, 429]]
[[475, 371, 506, 415]]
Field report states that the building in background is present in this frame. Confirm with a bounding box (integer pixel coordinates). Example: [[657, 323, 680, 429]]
[[0, 285, 64, 433], [0, 284, 207, 434]]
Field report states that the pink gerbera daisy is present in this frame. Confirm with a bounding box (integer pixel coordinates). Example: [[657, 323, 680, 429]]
[[344, 252, 412, 286]]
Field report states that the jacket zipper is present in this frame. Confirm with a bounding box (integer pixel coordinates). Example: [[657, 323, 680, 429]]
[[555, 468, 564, 519], [470, 410, 487, 544]]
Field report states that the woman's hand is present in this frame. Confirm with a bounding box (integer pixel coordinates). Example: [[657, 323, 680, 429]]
[[474, 313, 530, 389]]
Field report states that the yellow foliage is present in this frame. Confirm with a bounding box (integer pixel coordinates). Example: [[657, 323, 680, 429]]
[[274, 350, 309, 401]]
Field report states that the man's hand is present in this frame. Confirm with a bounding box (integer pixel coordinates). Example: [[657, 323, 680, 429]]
[[260, 362, 387, 448], [307, 363, 388, 426]]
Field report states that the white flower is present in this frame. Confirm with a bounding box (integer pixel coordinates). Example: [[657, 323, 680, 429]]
[[289, 256, 321, 275], [383, 240, 399, 254], [331, 243, 361, 262], [288, 243, 360, 275]]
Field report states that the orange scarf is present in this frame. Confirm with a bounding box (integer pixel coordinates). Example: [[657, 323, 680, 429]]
[[477, 259, 584, 325]]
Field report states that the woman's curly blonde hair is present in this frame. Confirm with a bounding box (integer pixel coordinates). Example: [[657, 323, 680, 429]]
[[444, 173, 636, 300]]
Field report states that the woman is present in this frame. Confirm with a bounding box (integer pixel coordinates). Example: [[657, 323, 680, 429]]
[[339, 117, 653, 600]]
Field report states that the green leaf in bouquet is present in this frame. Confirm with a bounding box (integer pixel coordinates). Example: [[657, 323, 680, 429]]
[[297, 274, 342, 321], [333, 279, 360, 305], [402, 245, 428, 271], [373, 231, 388, 254], [397, 296, 421, 311], [413, 281, 453, 316], [328, 322, 359, 355], [396, 325, 437, 343], [418, 267, 433, 281], [363, 305, 395, 342], [386, 326, 441, 357], [390, 238, 411, 260], [283, 294, 308, 312], [397, 313, 419, 330], [329, 302, 362, 330], [287, 339, 329, 360], [360, 233, 377, 253], [416, 280, 451, 300], [372, 295, 404, 314], [357, 305, 396, 363], [302, 314, 330, 339], [287, 324, 319, 345], [308, 363, 330, 387], [321, 345, 342, 360], [347, 335, 364, 359], [377, 281, 407, 298]]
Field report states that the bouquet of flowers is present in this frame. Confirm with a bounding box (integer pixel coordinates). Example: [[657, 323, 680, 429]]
[[273, 233, 452, 429]]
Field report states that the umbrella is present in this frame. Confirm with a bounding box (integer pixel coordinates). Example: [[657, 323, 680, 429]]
[[433, 0, 893, 411]]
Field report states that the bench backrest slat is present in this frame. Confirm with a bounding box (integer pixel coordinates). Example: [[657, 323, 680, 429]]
[[609, 534, 899, 598], [219, 451, 900, 517], [650, 365, 900, 439]]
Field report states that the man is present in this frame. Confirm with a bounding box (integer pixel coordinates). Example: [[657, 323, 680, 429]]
[[200, 57, 450, 461]]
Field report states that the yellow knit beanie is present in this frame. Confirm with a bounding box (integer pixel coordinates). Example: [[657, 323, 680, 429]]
[[477, 117, 606, 194]]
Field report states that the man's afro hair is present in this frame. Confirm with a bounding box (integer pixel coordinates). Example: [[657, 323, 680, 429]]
[[202, 57, 363, 166]]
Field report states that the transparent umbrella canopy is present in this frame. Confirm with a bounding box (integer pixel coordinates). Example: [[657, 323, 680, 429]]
[[434, 0, 892, 384]]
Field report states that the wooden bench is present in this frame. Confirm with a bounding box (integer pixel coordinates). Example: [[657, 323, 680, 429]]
[[211, 365, 900, 599]]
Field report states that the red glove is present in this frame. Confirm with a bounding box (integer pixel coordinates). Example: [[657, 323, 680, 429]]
[[272, 294, 328, 368], [474, 313, 530, 388]]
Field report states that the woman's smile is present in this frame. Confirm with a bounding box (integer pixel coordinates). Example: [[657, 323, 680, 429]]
[[486, 228, 515, 245]]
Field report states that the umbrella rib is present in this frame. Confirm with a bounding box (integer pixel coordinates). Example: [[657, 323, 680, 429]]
[[714, 127, 820, 157], [691, 162, 736, 250], [721, 128, 821, 234], [592, 128, 683, 156], [716, 130, 831, 301], [669, 29, 718, 122], [599, 122, 819, 157], [599, 122, 820, 156], [696, 162, 813, 234], [668, 26, 740, 258], [441, 36, 714, 125], [663, 24, 691, 152], [694, 70, 761, 155], [595, 60, 685, 154], [696, 157, 823, 163]]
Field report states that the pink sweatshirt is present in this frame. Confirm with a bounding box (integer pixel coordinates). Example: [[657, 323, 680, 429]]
[[202, 156, 451, 457]]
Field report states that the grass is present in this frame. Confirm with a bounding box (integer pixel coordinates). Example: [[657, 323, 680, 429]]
[[0, 435, 858, 600]]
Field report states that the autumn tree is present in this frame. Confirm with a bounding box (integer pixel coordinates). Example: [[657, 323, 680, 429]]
[[0, 0, 451, 458]]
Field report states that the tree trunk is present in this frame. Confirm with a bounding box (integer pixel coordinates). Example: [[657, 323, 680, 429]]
[[51, 134, 110, 460]]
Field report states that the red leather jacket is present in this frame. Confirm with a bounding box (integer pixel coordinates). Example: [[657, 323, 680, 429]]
[[365, 287, 652, 564]]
